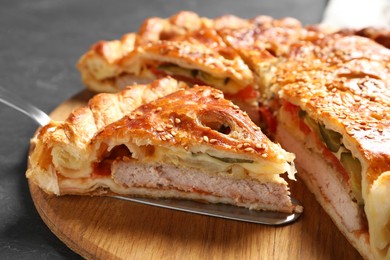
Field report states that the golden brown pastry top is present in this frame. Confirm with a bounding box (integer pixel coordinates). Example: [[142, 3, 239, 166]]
[[131, 11, 254, 89], [214, 14, 314, 97], [215, 15, 304, 62], [274, 33, 390, 182], [94, 84, 281, 161]]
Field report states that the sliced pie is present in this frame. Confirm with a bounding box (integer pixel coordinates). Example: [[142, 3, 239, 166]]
[[27, 77, 298, 213], [271, 33, 390, 259], [49, 11, 390, 258]]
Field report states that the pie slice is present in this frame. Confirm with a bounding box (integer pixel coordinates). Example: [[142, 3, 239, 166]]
[[76, 11, 211, 93], [77, 12, 260, 124], [270, 33, 390, 259], [27, 77, 299, 213]]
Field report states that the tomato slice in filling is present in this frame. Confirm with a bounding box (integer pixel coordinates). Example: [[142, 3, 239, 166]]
[[282, 101, 350, 183], [92, 145, 132, 178]]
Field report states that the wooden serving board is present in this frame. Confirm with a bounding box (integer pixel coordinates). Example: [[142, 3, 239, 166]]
[[29, 90, 362, 259]]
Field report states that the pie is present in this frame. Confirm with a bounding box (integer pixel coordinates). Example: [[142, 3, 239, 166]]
[[31, 11, 390, 259], [27, 77, 298, 213]]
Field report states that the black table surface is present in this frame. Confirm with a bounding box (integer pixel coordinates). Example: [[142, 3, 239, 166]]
[[0, 0, 326, 258]]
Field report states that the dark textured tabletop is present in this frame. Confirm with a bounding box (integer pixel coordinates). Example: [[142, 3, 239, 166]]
[[0, 0, 326, 258]]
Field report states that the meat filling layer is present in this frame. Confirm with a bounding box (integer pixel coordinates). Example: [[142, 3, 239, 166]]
[[112, 160, 293, 212]]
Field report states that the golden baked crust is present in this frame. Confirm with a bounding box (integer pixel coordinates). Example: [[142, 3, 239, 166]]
[[216, 15, 304, 57], [95, 83, 284, 162], [136, 34, 254, 92], [131, 11, 254, 95], [27, 77, 296, 212], [215, 15, 309, 96], [136, 11, 213, 45]]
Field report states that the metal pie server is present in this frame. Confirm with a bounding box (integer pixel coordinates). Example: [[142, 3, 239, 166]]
[[0, 85, 302, 226]]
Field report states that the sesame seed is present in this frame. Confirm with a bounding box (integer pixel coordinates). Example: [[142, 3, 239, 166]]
[[135, 111, 143, 116], [171, 130, 177, 136], [244, 147, 254, 152], [210, 139, 217, 144], [175, 118, 181, 124], [255, 144, 264, 149], [123, 156, 132, 162], [156, 126, 164, 132], [212, 93, 224, 99], [243, 143, 251, 147], [203, 136, 209, 142], [262, 154, 268, 158], [155, 107, 162, 112], [166, 124, 173, 129], [237, 144, 243, 149]]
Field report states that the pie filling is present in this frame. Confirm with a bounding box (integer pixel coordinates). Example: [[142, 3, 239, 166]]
[[55, 141, 295, 212], [279, 101, 364, 205], [148, 63, 258, 101]]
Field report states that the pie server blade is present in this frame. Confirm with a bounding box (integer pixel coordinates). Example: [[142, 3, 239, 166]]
[[111, 195, 301, 225]]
